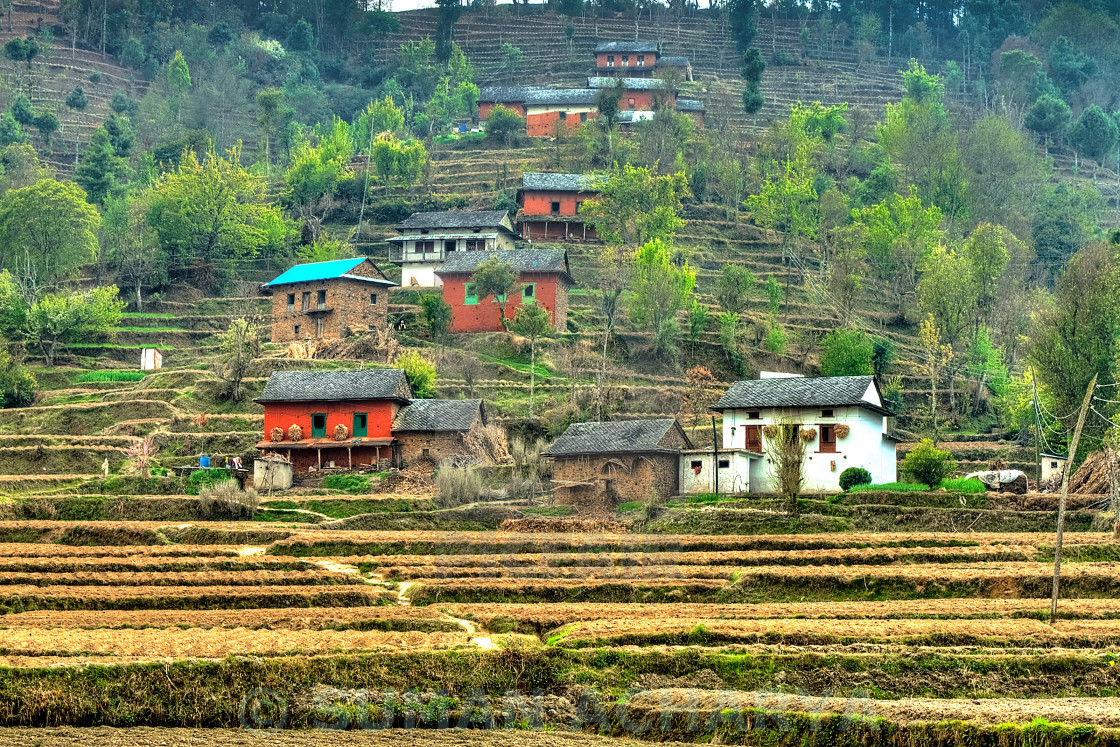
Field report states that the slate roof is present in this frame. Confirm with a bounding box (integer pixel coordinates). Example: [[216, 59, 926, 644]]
[[587, 76, 665, 90], [435, 249, 573, 283], [676, 99, 705, 112], [399, 210, 512, 231], [595, 40, 661, 54], [393, 399, 484, 432], [264, 258, 394, 287], [545, 418, 686, 456], [479, 85, 532, 102], [257, 369, 413, 404], [521, 172, 596, 192], [713, 376, 889, 414], [479, 86, 598, 106], [659, 55, 691, 67]]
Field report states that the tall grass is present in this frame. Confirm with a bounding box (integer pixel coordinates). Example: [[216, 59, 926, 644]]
[[74, 371, 147, 383], [941, 477, 987, 494], [849, 478, 987, 494]]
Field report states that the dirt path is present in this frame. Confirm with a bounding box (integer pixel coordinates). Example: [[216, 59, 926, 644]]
[[392, 580, 496, 650]]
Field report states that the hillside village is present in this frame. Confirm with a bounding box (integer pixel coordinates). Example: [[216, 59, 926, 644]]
[[0, 0, 1119, 744]]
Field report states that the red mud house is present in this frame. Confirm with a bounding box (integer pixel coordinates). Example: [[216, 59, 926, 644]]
[[388, 210, 518, 288], [517, 172, 598, 241], [436, 248, 573, 333], [594, 41, 661, 77], [262, 258, 396, 344], [256, 368, 485, 472], [479, 86, 599, 137]]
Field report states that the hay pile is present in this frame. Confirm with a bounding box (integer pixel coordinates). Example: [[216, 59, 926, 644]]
[[1068, 450, 1116, 495], [498, 518, 629, 534]]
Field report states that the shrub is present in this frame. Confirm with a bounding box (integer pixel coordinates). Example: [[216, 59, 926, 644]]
[[185, 468, 234, 495], [838, 466, 872, 491], [397, 350, 436, 398], [435, 462, 485, 506], [901, 439, 956, 488], [941, 476, 987, 494], [197, 480, 259, 518], [323, 474, 371, 493], [89, 71, 102, 83]]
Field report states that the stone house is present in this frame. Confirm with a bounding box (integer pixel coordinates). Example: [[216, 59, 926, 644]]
[[713, 374, 898, 494], [393, 398, 487, 465], [388, 210, 518, 288], [516, 172, 599, 242], [545, 418, 693, 512], [262, 257, 395, 344], [435, 248, 573, 333]]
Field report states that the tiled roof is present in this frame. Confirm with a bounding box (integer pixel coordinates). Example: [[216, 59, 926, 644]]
[[257, 369, 413, 403], [587, 76, 665, 90], [713, 376, 888, 414], [435, 249, 572, 282], [521, 172, 596, 192], [659, 55, 690, 67], [393, 399, 484, 432], [595, 40, 661, 53], [399, 210, 511, 231], [265, 258, 394, 287], [480, 86, 598, 106], [479, 85, 533, 102], [545, 418, 685, 456], [676, 99, 705, 112]]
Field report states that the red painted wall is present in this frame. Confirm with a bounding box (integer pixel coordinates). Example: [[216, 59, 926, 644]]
[[595, 52, 657, 70], [526, 111, 597, 138], [263, 400, 398, 442], [620, 91, 659, 110], [441, 272, 561, 333], [520, 190, 589, 216], [479, 102, 526, 119]]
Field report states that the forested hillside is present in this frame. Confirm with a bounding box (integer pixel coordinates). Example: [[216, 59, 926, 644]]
[[0, 0, 1113, 471]]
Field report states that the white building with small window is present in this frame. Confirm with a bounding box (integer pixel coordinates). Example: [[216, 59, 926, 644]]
[[388, 210, 519, 288], [712, 374, 898, 494]]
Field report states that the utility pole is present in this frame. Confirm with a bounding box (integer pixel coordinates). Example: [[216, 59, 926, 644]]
[[1050, 374, 1096, 625], [711, 415, 719, 497], [1031, 367, 1042, 488]]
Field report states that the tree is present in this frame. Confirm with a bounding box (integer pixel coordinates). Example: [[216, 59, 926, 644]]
[[484, 105, 524, 148], [918, 245, 977, 347], [287, 19, 315, 51], [74, 128, 130, 205], [370, 133, 426, 195], [819, 327, 874, 376], [960, 223, 1013, 327], [501, 42, 524, 79], [1069, 104, 1118, 174], [32, 112, 58, 146], [217, 318, 262, 402], [901, 438, 956, 487], [470, 256, 518, 324], [397, 349, 436, 399], [255, 88, 291, 169], [681, 366, 719, 438], [579, 165, 689, 248], [419, 293, 452, 349], [1048, 35, 1095, 92], [509, 302, 552, 417], [741, 47, 765, 115], [65, 86, 87, 112], [1032, 183, 1102, 274], [716, 264, 755, 315], [1024, 94, 1071, 148], [146, 145, 290, 277], [102, 195, 164, 312], [167, 50, 191, 122], [919, 314, 953, 442], [764, 419, 806, 516], [728, 0, 760, 52], [629, 238, 696, 358], [284, 119, 355, 209], [855, 188, 944, 315], [124, 436, 156, 479], [103, 114, 135, 159], [0, 179, 100, 304], [355, 96, 405, 146], [28, 285, 124, 366], [9, 95, 32, 127], [0, 344, 34, 408], [0, 113, 26, 146]]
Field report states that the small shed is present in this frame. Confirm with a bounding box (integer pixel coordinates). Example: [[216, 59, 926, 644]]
[[140, 348, 162, 370], [254, 455, 293, 492], [679, 449, 757, 495], [1041, 453, 1068, 485]]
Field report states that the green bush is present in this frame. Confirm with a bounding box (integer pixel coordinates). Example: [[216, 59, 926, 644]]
[[323, 474, 371, 493], [847, 482, 930, 493], [75, 370, 146, 383], [185, 468, 234, 495], [941, 476, 986, 494], [838, 466, 872, 491], [901, 439, 957, 488]]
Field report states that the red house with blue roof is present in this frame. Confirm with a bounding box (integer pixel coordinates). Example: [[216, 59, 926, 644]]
[[262, 257, 396, 344]]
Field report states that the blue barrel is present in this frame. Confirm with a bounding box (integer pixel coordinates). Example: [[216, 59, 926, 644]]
[[459, 123, 466, 133], [199, 456, 210, 468]]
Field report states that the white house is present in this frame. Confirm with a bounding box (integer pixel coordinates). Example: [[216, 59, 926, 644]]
[[712, 374, 898, 494], [388, 210, 518, 288], [679, 448, 755, 495]]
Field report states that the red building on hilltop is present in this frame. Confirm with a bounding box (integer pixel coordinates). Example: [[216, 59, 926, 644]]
[[516, 172, 599, 242], [436, 249, 574, 334]]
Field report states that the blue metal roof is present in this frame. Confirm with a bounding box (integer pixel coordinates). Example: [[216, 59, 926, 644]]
[[265, 258, 367, 287]]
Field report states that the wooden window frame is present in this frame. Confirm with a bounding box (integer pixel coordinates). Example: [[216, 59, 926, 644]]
[[819, 424, 837, 454], [352, 412, 368, 438], [370, 293, 378, 305], [310, 413, 327, 439], [522, 283, 536, 302], [464, 283, 478, 305], [286, 293, 295, 312]]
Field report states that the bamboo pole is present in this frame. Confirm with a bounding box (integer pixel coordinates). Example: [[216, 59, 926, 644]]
[[1050, 374, 1097, 625]]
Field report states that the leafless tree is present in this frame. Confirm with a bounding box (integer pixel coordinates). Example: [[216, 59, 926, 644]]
[[764, 419, 807, 517]]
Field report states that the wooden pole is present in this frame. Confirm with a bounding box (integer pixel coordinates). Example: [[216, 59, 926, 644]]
[[711, 415, 719, 497], [1050, 374, 1097, 625]]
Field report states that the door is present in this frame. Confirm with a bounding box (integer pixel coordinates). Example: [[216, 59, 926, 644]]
[[352, 412, 368, 438], [311, 413, 327, 439], [745, 425, 762, 453], [819, 424, 837, 453]]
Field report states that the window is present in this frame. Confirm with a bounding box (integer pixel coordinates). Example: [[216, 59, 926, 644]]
[[550, 201, 561, 214], [745, 425, 762, 453], [637, 54, 645, 66], [718, 459, 730, 469], [352, 412, 368, 438], [370, 293, 378, 305], [316, 289, 327, 310], [607, 54, 614, 66], [301, 291, 311, 311], [315, 316, 325, 338], [311, 414, 327, 439], [575, 200, 584, 212], [819, 424, 837, 453], [492, 290, 507, 303], [286, 293, 295, 312], [417, 240, 435, 253], [690, 460, 702, 469], [628, 97, 636, 109], [522, 283, 535, 302], [622, 54, 629, 64], [420, 228, 429, 234], [293, 324, 301, 336], [1051, 461, 1059, 469], [822, 409, 834, 418], [559, 111, 567, 121], [747, 411, 761, 420], [466, 239, 485, 251], [580, 112, 588, 122], [445, 239, 457, 254], [464, 283, 478, 305], [422, 448, 431, 459]]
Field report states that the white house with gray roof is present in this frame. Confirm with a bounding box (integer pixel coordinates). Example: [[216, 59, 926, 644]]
[[713, 374, 898, 493], [388, 210, 518, 288]]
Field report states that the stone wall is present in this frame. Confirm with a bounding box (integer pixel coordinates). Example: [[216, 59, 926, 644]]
[[551, 452, 680, 512], [269, 276, 389, 344], [397, 431, 468, 466]]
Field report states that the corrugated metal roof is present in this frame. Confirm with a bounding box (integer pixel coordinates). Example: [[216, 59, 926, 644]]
[[257, 369, 413, 403], [712, 376, 888, 414], [595, 40, 661, 53], [393, 399, 484, 432], [521, 172, 596, 192], [545, 418, 688, 456], [435, 249, 572, 282], [265, 258, 366, 287]]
